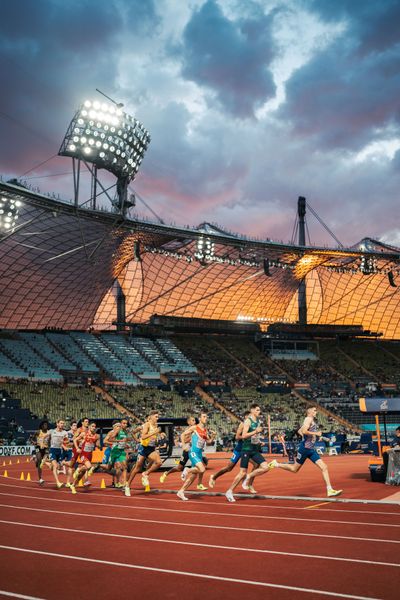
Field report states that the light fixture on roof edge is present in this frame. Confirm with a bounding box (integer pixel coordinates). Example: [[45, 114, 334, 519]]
[[0, 196, 21, 232]]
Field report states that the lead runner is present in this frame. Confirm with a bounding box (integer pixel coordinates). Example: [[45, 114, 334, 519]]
[[245, 406, 342, 498]]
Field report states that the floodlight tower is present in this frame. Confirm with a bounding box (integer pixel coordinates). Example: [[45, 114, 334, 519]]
[[59, 96, 150, 216], [298, 196, 307, 325]]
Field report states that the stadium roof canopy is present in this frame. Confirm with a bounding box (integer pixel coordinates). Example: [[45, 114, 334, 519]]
[[1, 180, 400, 338]]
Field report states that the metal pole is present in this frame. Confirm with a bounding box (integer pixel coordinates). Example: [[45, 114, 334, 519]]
[[298, 196, 307, 325], [375, 415, 382, 459], [268, 414, 272, 456], [73, 158, 81, 208]]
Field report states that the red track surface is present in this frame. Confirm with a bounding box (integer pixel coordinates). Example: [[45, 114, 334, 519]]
[[0, 455, 399, 600]]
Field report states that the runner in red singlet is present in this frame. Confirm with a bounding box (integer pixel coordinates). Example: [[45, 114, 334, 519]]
[[70, 422, 99, 494]]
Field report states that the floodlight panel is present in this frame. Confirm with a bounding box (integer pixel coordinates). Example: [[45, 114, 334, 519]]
[[0, 196, 20, 232], [59, 100, 151, 182]]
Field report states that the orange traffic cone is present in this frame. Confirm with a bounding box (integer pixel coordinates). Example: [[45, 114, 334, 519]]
[[100, 478, 106, 489], [8, 460, 12, 465], [20, 472, 25, 481], [78, 478, 83, 487], [17, 459, 20, 464], [3, 470, 8, 478], [26, 472, 31, 482], [2, 461, 5, 467]]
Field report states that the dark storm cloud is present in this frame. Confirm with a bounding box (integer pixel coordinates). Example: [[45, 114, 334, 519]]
[[179, 0, 277, 118], [308, 0, 400, 55], [280, 0, 400, 150], [0, 0, 129, 173], [280, 42, 400, 150]]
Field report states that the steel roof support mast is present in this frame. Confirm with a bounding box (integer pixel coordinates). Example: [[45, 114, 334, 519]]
[[298, 196, 307, 325]]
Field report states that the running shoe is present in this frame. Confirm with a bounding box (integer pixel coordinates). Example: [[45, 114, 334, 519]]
[[115, 482, 124, 489], [83, 481, 91, 487], [181, 467, 188, 481], [177, 490, 188, 501], [144, 484, 151, 493], [268, 459, 279, 469], [56, 482, 64, 489], [242, 477, 250, 490], [327, 488, 342, 497], [248, 485, 257, 494], [70, 484, 77, 495], [225, 490, 235, 503], [38, 479, 44, 485], [65, 482, 71, 489], [197, 484, 208, 491], [124, 486, 131, 497], [209, 475, 215, 488], [160, 472, 167, 484], [141, 473, 149, 487]]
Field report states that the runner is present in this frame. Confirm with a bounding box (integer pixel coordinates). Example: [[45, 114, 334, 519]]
[[46, 419, 68, 489], [177, 412, 216, 501], [107, 418, 130, 488], [257, 406, 342, 498], [95, 421, 121, 486], [71, 421, 100, 494], [125, 411, 162, 497], [225, 404, 270, 502], [209, 412, 250, 488], [63, 420, 77, 489], [70, 417, 89, 469], [160, 416, 208, 490], [33, 421, 50, 484]]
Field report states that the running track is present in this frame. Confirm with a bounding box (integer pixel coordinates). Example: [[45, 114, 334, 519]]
[[0, 459, 399, 600]]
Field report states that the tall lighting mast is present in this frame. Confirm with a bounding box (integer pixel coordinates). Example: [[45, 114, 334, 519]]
[[298, 196, 307, 325], [59, 96, 150, 215]]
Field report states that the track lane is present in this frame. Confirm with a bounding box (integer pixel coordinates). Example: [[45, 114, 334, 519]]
[[0, 525, 395, 600]]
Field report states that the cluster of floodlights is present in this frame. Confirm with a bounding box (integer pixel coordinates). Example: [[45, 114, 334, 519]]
[[194, 237, 215, 261], [59, 100, 150, 182], [0, 196, 21, 232]]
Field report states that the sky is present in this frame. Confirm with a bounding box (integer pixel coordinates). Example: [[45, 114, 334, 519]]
[[0, 0, 400, 247]]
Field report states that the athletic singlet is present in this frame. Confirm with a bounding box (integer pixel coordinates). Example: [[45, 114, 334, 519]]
[[75, 426, 88, 448], [191, 426, 208, 451], [36, 430, 49, 449], [63, 429, 75, 450], [49, 429, 67, 449], [303, 421, 319, 449], [115, 429, 128, 449], [82, 431, 98, 453], [141, 423, 158, 448], [242, 418, 261, 452]]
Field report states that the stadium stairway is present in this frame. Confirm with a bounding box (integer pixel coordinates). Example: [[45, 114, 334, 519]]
[[213, 337, 358, 433], [195, 385, 240, 424], [91, 384, 139, 422], [336, 346, 376, 380]]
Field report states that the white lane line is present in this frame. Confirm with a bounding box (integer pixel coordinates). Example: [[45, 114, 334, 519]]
[[0, 502, 399, 546], [0, 489, 397, 529], [0, 544, 382, 600], [2, 479, 399, 516], [2, 518, 398, 569], [0, 592, 46, 600]]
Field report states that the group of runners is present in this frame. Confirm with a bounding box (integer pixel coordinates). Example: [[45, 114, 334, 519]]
[[32, 403, 342, 500]]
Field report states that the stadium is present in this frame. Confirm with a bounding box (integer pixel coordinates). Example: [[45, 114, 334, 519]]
[[1, 3, 400, 599]]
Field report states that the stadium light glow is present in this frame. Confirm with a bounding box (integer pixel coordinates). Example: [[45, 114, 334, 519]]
[[0, 196, 21, 232], [59, 99, 151, 183]]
